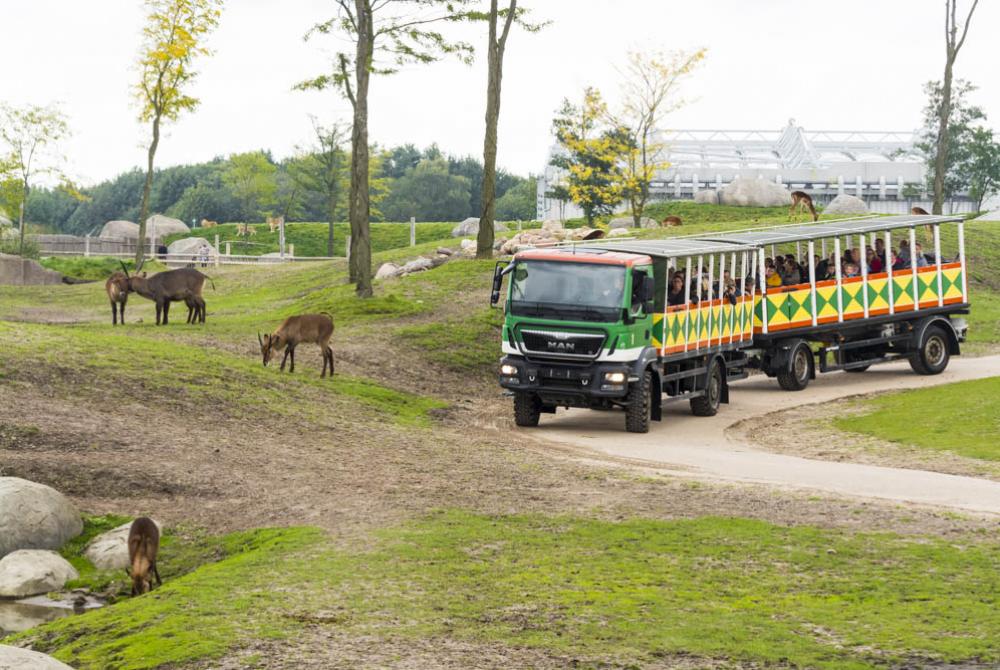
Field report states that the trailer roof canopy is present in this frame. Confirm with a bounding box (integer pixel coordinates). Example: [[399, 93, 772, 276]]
[[585, 237, 758, 259], [699, 214, 963, 246]]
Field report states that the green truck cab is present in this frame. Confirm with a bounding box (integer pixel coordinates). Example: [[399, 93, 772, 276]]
[[492, 247, 665, 432]]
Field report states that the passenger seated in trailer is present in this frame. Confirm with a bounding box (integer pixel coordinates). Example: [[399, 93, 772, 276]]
[[866, 247, 883, 273], [765, 265, 782, 288], [780, 258, 801, 286], [843, 262, 860, 278], [667, 272, 686, 306]]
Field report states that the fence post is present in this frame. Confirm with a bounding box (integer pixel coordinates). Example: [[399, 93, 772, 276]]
[[517, 220, 522, 231], [289, 243, 294, 259], [84, 234, 90, 257], [346, 234, 351, 264], [150, 235, 156, 257], [410, 216, 416, 247], [225, 241, 231, 256]]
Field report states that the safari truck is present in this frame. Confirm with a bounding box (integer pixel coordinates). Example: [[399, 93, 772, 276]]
[[491, 239, 761, 432], [491, 214, 970, 433], [705, 213, 970, 390]]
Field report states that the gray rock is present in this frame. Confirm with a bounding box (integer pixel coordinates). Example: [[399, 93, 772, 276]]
[[0, 550, 79, 597], [167, 237, 217, 258], [145, 214, 190, 239], [401, 257, 434, 274], [607, 228, 631, 237], [99, 220, 139, 239], [435, 247, 454, 256], [694, 189, 719, 205], [608, 216, 658, 230], [450, 217, 509, 238], [0, 646, 76, 669], [0, 478, 82, 558], [720, 177, 792, 207], [374, 262, 401, 280], [822, 194, 869, 215], [83, 520, 162, 571]]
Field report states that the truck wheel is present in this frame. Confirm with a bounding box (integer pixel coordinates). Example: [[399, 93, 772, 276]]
[[513, 392, 541, 427], [909, 325, 950, 375], [625, 370, 652, 434], [777, 341, 812, 391], [690, 358, 723, 417]]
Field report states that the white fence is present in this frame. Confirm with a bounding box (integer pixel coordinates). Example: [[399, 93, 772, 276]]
[[41, 250, 341, 267]]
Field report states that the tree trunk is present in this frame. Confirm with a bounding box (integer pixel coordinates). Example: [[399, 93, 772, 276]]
[[17, 191, 27, 255], [932, 54, 954, 215], [349, 0, 373, 297], [135, 114, 161, 265], [477, 0, 503, 259]]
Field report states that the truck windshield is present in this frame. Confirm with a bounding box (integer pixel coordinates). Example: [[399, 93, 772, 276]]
[[509, 260, 624, 322]]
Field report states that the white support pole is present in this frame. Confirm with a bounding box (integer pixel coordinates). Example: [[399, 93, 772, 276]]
[[683, 255, 692, 352], [662, 257, 674, 350], [909, 227, 919, 311], [410, 216, 416, 247], [808, 240, 817, 326], [935, 224, 944, 307], [759, 248, 768, 334], [744, 250, 753, 341], [957, 221, 967, 302], [834, 237, 844, 322], [885, 230, 894, 315], [729, 252, 737, 343], [821, 238, 826, 259], [796, 241, 801, 261], [859, 234, 869, 319], [707, 254, 715, 347], [225, 241, 231, 256], [696, 254, 704, 348], [770, 244, 775, 260], [346, 234, 351, 265], [150, 235, 156, 257]]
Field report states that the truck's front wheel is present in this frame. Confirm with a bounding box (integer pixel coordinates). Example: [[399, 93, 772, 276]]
[[625, 370, 652, 433], [513, 392, 542, 427]]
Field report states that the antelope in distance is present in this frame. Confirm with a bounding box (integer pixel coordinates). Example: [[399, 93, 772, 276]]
[[259, 313, 335, 378], [266, 215, 284, 233], [127, 517, 161, 596], [662, 216, 682, 227], [790, 191, 819, 221], [200, 219, 218, 228], [911, 206, 930, 215], [105, 271, 129, 325], [121, 262, 213, 325]]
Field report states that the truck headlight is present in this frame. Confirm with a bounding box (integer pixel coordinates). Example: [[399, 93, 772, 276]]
[[500, 364, 518, 376], [603, 371, 626, 384]]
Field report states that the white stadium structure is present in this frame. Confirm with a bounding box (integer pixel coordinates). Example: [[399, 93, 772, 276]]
[[536, 119, 982, 220]]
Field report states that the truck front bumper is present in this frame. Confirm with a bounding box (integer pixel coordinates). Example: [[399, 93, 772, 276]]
[[498, 355, 633, 404]]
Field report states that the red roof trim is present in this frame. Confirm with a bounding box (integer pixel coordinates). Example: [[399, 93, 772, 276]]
[[515, 248, 651, 267]]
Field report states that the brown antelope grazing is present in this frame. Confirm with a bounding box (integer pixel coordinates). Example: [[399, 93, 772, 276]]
[[662, 215, 682, 227], [105, 271, 130, 325], [259, 313, 335, 377], [121, 262, 213, 325], [911, 206, 930, 215], [790, 191, 819, 221], [200, 219, 218, 228], [127, 517, 161, 596], [266, 215, 284, 233]]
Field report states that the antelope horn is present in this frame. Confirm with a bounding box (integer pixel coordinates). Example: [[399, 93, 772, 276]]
[[119, 261, 130, 279], [258, 332, 263, 347]]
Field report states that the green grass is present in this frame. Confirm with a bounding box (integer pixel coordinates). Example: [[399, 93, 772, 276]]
[[38, 257, 165, 281], [162, 221, 457, 257], [398, 307, 503, 371], [834, 377, 1000, 461], [14, 512, 1000, 669]]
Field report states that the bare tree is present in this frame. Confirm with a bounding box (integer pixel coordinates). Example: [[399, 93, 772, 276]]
[[300, 1, 473, 297], [931, 0, 979, 214]]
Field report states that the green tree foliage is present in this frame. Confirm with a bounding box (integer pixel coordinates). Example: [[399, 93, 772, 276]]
[[383, 157, 471, 222], [288, 120, 349, 256], [223, 151, 277, 222], [134, 0, 222, 263], [494, 176, 536, 220], [962, 127, 1000, 211], [917, 80, 985, 201]]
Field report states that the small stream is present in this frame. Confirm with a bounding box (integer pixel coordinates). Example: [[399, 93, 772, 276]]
[[0, 594, 104, 638]]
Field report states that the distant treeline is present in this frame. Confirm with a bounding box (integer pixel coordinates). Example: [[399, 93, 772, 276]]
[[22, 144, 536, 235]]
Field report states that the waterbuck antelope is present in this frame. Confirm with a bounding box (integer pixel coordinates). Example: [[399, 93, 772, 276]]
[[121, 262, 213, 325], [105, 271, 129, 325], [259, 313, 335, 377], [127, 517, 161, 596]]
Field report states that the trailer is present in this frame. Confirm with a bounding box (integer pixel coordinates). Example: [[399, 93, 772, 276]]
[[492, 214, 970, 432]]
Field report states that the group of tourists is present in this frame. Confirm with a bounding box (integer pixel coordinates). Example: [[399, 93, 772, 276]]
[[763, 239, 937, 289]]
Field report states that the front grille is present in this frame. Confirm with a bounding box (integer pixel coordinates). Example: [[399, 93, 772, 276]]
[[519, 329, 605, 359]]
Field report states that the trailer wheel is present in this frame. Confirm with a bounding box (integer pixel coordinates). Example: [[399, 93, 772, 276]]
[[690, 358, 723, 417], [777, 341, 812, 391], [625, 370, 652, 433], [513, 392, 541, 427], [909, 325, 950, 375]]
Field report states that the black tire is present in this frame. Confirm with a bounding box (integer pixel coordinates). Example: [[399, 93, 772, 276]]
[[690, 358, 723, 417], [625, 370, 652, 434], [909, 325, 951, 375], [777, 341, 812, 391], [513, 392, 541, 427]]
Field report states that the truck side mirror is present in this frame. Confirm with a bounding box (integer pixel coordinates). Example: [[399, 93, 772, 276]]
[[490, 261, 509, 307]]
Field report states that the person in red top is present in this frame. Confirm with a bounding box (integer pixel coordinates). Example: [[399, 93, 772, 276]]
[[866, 247, 883, 273]]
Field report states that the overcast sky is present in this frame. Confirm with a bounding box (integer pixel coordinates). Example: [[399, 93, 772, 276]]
[[5, 0, 999, 186]]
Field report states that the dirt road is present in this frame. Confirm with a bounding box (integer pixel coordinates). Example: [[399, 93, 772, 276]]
[[534, 355, 1000, 514]]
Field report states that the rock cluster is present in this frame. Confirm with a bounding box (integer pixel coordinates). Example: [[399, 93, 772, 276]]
[[822, 194, 869, 215], [497, 226, 605, 255], [451, 217, 510, 238], [608, 216, 659, 230], [720, 177, 792, 207]]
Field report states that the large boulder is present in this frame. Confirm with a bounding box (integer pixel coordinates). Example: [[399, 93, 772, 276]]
[[0, 478, 82, 558], [450, 217, 509, 238], [822, 194, 869, 215], [375, 262, 401, 280], [720, 177, 792, 207], [167, 237, 217, 258], [0, 550, 79, 597], [608, 216, 658, 230], [607, 227, 631, 238], [83, 520, 162, 571], [146, 214, 190, 240], [99, 220, 140, 239], [401, 257, 434, 274], [694, 189, 719, 205], [0, 646, 76, 669]]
